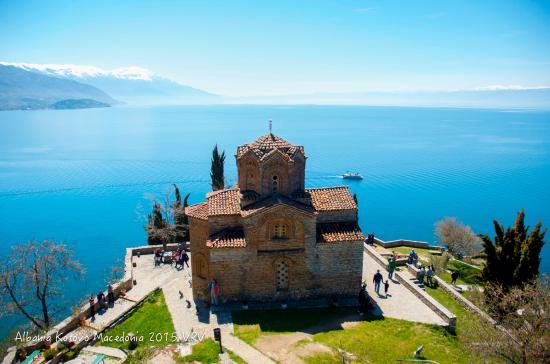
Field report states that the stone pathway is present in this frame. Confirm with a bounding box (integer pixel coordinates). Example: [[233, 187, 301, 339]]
[[362, 250, 447, 326], [161, 258, 275, 364]]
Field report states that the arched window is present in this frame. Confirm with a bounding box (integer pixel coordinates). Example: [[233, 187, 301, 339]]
[[276, 260, 289, 290], [272, 175, 279, 193], [273, 224, 288, 239], [193, 254, 208, 279]]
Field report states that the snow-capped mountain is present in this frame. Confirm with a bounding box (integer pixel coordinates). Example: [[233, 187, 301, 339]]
[[0, 62, 220, 105], [0, 64, 117, 110], [0, 62, 154, 80]]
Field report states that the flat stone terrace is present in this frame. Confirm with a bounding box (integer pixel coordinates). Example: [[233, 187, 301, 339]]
[[362, 250, 447, 326]]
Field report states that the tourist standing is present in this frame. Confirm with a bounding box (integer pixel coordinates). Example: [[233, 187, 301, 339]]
[[387, 257, 396, 280], [417, 266, 426, 285], [89, 295, 95, 320], [208, 279, 220, 306], [426, 267, 434, 287], [373, 270, 383, 295], [107, 284, 115, 307], [384, 280, 390, 297]]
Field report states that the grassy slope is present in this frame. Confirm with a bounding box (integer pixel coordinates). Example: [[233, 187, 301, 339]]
[[233, 307, 468, 364], [100, 290, 176, 350], [311, 317, 465, 364]]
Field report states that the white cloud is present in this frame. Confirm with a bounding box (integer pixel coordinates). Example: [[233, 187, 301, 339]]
[[0, 61, 154, 80], [473, 85, 550, 91]]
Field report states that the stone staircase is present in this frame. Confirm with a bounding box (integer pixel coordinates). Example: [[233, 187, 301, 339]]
[[410, 276, 426, 290]]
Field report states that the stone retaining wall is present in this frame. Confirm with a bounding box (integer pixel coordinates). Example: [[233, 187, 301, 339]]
[[373, 237, 444, 251], [433, 276, 496, 325], [11, 243, 186, 360]]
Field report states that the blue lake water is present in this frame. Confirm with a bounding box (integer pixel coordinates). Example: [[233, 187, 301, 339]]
[[0, 105, 549, 337]]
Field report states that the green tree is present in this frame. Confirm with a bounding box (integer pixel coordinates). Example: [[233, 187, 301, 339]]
[[210, 144, 225, 191], [480, 210, 545, 288]]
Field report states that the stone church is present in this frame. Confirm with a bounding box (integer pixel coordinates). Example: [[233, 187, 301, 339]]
[[186, 133, 365, 303]]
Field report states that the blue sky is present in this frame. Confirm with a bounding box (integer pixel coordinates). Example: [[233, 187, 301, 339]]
[[1, 0, 549, 96]]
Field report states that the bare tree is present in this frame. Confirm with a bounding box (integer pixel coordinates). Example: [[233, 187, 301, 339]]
[[463, 279, 550, 364], [435, 217, 480, 259], [0, 240, 84, 330]]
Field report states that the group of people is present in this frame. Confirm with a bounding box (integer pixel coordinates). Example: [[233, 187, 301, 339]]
[[88, 284, 116, 320], [416, 264, 436, 287], [154, 246, 189, 270]]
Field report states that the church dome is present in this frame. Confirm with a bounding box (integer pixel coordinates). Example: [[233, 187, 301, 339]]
[[236, 133, 304, 160]]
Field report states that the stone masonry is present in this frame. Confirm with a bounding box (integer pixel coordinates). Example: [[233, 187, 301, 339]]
[[186, 133, 365, 303]]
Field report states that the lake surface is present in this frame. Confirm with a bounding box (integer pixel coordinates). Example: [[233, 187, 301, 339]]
[[0, 105, 549, 337]]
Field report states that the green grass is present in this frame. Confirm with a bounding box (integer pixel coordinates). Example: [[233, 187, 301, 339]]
[[177, 339, 246, 364], [178, 339, 220, 364], [308, 316, 467, 364], [303, 352, 341, 364], [100, 290, 177, 350], [232, 307, 356, 345], [233, 307, 471, 364], [388, 246, 442, 257], [446, 260, 482, 285], [424, 286, 472, 335]]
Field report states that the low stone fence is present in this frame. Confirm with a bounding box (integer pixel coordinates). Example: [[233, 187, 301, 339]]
[[364, 244, 457, 333], [433, 276, 496, 325], [373, 237, 444, 251], [9, 243, 187, 362]]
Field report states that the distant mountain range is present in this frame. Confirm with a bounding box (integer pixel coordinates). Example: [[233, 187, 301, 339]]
[[0, 62, 220, 110], [226, 88, 550, 109], [1, 61, 549, 110]]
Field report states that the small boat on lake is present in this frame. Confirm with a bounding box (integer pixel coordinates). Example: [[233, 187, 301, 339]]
[[342, 172, 363, 180]]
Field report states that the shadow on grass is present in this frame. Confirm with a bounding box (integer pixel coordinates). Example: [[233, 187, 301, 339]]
[[232, 307, 385, 335]]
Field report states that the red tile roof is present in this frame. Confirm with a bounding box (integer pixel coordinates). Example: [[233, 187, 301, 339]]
[[206, 229, 246, 248], [207, 189, 241, 216], [306, 186, 357, 211], [236, 134, 304, 160], [185, 202, 208, 221], [317, 223, 365, 243], [241, 194, 315, 217]]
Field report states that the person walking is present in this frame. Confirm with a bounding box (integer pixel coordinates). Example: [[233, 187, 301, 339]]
[[451, 270, 459, 286], [373, 270, 383, 295], [182, 251, 190, 269], [387, 257, 396, 280], [384, 280, 390, 297]]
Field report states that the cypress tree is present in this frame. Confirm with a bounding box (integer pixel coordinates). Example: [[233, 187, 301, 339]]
[[480, 210, 545, 288], [211, 144, 225, 191]]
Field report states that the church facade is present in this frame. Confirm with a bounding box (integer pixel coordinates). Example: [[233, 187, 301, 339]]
[[186, 133, 365, 303]]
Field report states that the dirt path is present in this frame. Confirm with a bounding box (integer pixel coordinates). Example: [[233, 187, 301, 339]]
[[254, 313, 365, 363]]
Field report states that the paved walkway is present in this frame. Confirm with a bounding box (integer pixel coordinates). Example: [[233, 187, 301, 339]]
[[362, 251, 447, 326], [161, 256, 275, 364]]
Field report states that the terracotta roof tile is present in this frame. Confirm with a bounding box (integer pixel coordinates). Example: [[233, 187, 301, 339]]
[[241, 194, 315, 217], [206, 229, 246, 248], [207, 189, 241, 216], [306, 186, 357, 211], [236, 134, 304, 160], [185, 202, 208, 221], [317, 223, 365, 243]]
